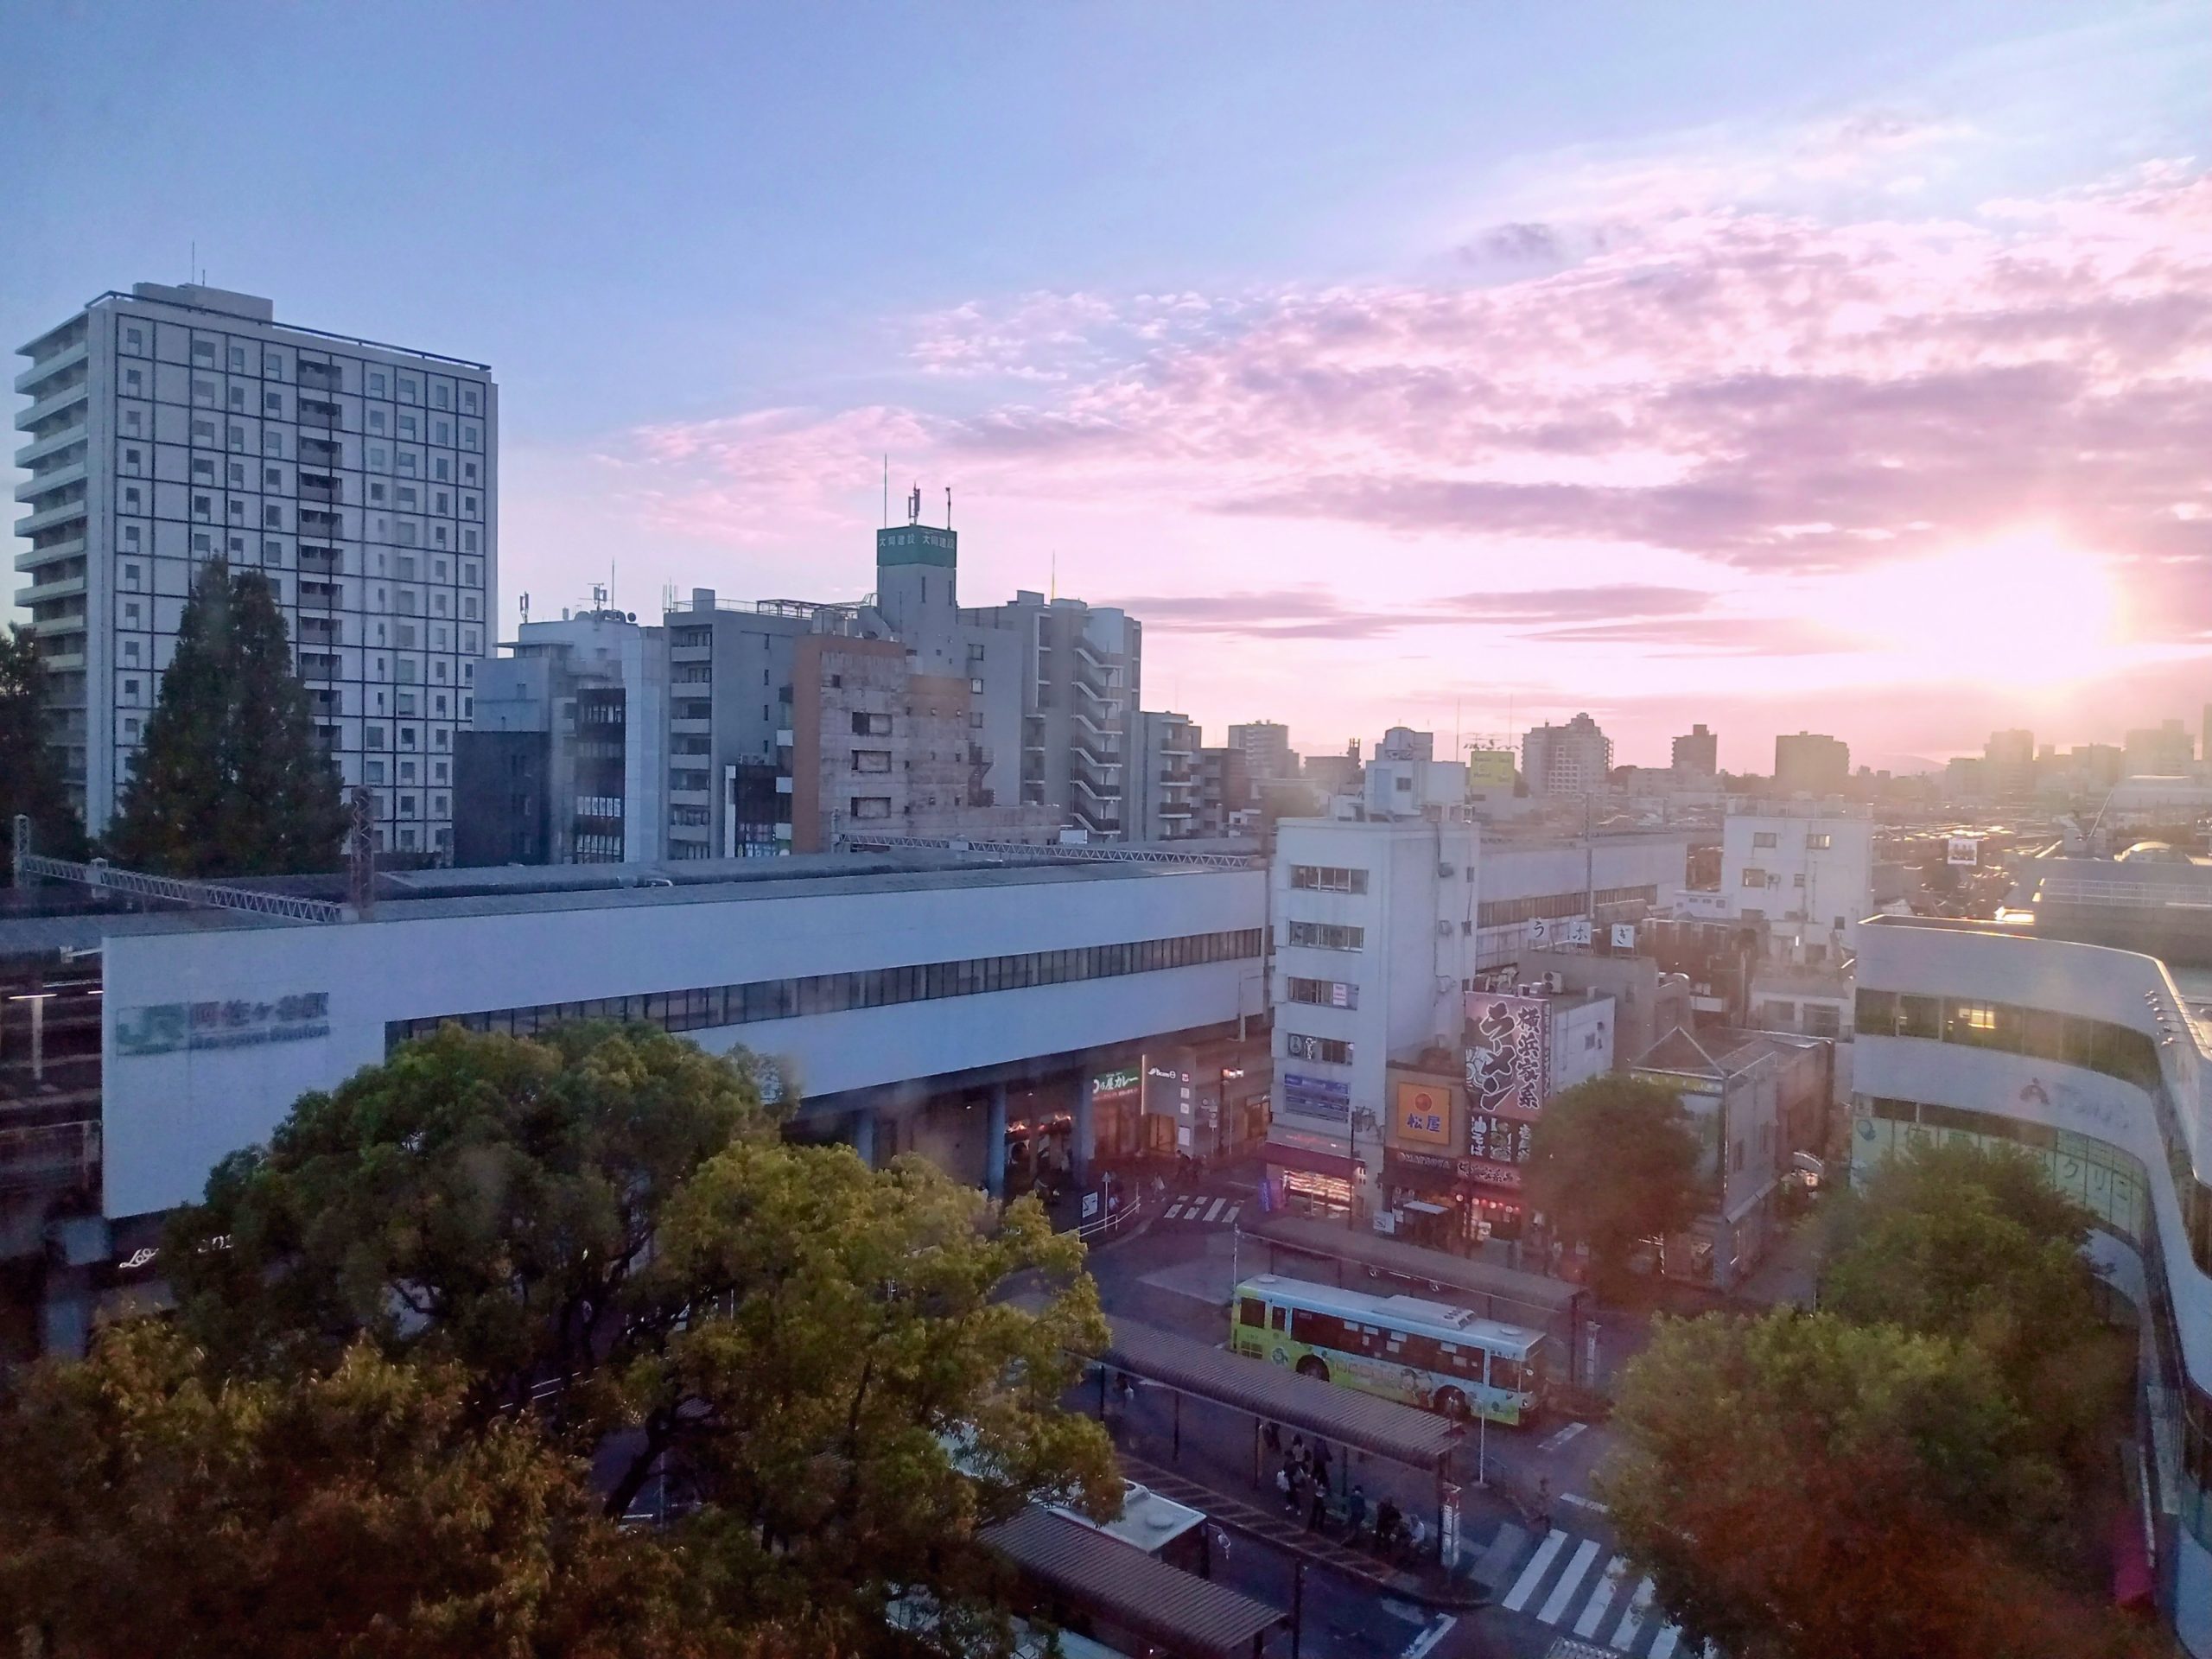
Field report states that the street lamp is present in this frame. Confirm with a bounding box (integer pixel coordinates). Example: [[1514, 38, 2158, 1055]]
[[9, 992, 56, 1084]]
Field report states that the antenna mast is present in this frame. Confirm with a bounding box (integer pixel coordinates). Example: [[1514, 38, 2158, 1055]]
[[945, 486, 952, 530]]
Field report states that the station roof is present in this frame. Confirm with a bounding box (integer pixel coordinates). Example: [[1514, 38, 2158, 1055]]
[[1243, 1213, 1583, 1319], [983, 1506, 1284, 1659], [1099, 1314, 1463, 1470]]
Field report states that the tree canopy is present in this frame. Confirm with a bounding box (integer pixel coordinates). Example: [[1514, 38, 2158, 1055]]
[[0, 1324, 698, 1659], [146, 1021, 1116, 1652], [105, 558, 346, 876], [0, 621, 86, 868], [1523, 1073, 1700, 1293], [1600, 1310, 2150, 1659]]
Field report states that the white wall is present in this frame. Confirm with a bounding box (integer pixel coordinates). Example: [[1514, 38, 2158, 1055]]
[[100, 866, 1265, 1217], [1548, 995, 1615, 1093], [1723, 811, 1874, 952]]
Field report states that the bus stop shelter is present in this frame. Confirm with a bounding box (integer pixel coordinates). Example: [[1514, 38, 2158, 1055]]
[[984, 1504, 1287, 1659], [1241, 1214, 1591, 1386], [1095, 1314, 1468, 1558]]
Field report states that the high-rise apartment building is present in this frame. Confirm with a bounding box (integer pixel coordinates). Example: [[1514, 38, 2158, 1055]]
[[1772, 730, 1849, 795], [1228, 721, 1295, 781], [1127, 709, 1200, 841], [1520, 712, 1612, 796], [1984, 728, 2036, 797], [1671, 722, 1718, 776], [14, 283, 498, 853]]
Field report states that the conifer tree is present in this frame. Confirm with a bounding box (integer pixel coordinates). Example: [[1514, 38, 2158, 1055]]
[[106, 560, 346, 876], [0, 622, 87, 870]]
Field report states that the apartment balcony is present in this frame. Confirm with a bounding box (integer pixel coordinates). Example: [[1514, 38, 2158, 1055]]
[[14, 423, 86, 470], [17, 460, 88, 505], [671, 717, 712, 736], [39, 652, 85, 674], [16, 536, 85, 574], [14, 340, 87, 395], [15, 380, 89, 432], [669, 789, 713, 809], [296, 582, 342, 613], [15, 498, 86, 537], [297, 653, 341, 682], [32, 607, 86, 636], [670, 644, 713, 664], [1158, 803, 1196, 820], [16, 571, 85, 608]]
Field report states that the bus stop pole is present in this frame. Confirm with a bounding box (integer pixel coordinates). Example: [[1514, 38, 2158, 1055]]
[[1173, 1388, 1182, 1462], [1291, 1560, 1306, 1659]]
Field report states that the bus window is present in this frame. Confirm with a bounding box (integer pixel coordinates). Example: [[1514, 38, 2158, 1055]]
[[1270, 1305, 1287, 1332], [1238, 1297, 1266, 1329], [1291, 1309, 1350, 1351], [1489, 1354, 1528, 1393]]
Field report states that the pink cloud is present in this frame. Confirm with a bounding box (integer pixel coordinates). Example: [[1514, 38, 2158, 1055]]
[[536, 162, 2212, 759]]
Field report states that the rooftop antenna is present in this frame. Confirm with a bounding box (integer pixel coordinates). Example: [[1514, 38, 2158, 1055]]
[[519, 590, 531, 623], [1051, 550, 1057, 603], [188, 239, 195, 285], [908, 483, 921, 525], [945, 486, 952, 530]]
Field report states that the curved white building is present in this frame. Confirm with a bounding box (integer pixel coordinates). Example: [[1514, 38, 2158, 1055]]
[[1854, 913, 2212, 1654]]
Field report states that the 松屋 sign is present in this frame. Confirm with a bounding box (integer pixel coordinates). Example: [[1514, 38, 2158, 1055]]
[[118, 993, 330, 1058]]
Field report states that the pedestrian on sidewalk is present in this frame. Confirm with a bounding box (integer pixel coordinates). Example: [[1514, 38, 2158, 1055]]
[[1275, 1465, 1296, 1515], [1262, 1420, 1281, 1457], [1373, 1496, 1402, 1555], [1534, 1476, 1552, 1535], [1402, 1513, 1427, 1563], [1306, 1483, 1327, 1532], [1288, 1433, 1306, 1473], [1311, 1440, 1333, 1495], [1345, 1485, 1368, 1543]]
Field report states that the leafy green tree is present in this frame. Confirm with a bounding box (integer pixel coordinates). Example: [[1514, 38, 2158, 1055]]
[[0, 621, 86, 868], [0, 1322, 708, 1659], [166, 1021, 1117, 1650], [1600, 1310, 2150, 1659], [1821, 1139, 2126, 1493], [1524, 1075, 1700, 1294], [105, 558, 346, 876]]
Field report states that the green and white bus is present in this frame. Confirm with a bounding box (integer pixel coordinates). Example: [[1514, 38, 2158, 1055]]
[[1230, 1274, 1548, 1426]]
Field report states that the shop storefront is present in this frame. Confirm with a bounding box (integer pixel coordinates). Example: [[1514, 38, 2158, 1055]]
[[1089, 1066, 1143, 1159], [1261, 1133, 1361, 1220], [1383, 1147, 1529, 1246], [1003, 1080, 1076, 1200]]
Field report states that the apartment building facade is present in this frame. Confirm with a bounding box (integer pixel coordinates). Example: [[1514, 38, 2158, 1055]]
[[1127, 709, 1200, 841], [14, 283, 497, 853], [1520, 713, 1612, 796]]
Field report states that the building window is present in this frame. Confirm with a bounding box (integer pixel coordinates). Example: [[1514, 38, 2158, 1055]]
[[1286, 976, 1358, 1009], [1807, 833, 1834, 850], [1752, 831, 1777, 849], [1284, 1032, 1354, 1065], [851, 750, 893, 774], [1742, 868, 1768, 888], [849, 712, 893, 737], [1290, 865, 1370, 893], [849, 797, 893, 820], [1287, 920, 1363, 951]]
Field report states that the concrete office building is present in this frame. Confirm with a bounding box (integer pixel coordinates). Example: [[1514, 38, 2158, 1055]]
[[1671, 723, 1718, 777], [1471, 834, 1688, 969], [1853, 913, 2212, 1656], [1228, 721, 1295, 781], [2127, 719, 2197, 779], [1126, 710, 1200, 841], [1520, 713, 1612, 797], [15, 283, 498, 853], [1985, 727, 2036, 797], [1721, 798, 1874, 957], [459, 607, 668, 866], [1772, 731, 1849, 795], [1270, 815, 1481, 1222]]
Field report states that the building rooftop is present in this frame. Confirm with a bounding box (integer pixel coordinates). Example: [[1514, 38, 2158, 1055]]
[[0, 849, 1252, 949]]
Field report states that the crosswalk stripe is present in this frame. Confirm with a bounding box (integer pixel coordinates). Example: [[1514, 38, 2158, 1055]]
[[1165, 1199, 1187, 1219], [1609, 1577, 1656, 1651], [1501, 1529, 1567, 1612], [1205, 1197, 1227, 1222], [1573, 1555, 1629, 1638], [1648, 1623, 1681, 1658], [1224, 1202, 1241, 1224], [1538, 1420, 1588, 1453], [1537, 1537, 1602, 1624]]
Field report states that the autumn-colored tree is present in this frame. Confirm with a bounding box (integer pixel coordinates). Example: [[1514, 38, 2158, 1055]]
[[105, 559, 346, 876], [162, 1021, 1116, 1650], [0, 621, 86, 869], [1600, 1310, 2154, 1659], [0, 1323, 706, 1659], [1524, 1074, 1700, 1294]]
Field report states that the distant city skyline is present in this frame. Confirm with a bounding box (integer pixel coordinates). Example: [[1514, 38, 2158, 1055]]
[[7, 3, 2210, 768]]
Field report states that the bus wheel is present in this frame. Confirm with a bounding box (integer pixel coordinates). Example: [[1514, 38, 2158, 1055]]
[[1434, 1389, 1469, 1421], [1296, 1356, 1330, 1382]]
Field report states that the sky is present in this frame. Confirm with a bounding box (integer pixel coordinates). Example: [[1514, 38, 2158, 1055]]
[[6, 2, 2211, 772]]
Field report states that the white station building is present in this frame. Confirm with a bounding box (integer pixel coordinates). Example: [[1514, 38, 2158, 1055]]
[[1854, 905, 2212, 1656]]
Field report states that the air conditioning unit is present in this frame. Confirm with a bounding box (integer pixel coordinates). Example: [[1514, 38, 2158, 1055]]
[[1544, 971, 1565, 994], [1438, 861, 1456, 877], [1436, 920, 1455, 938]]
